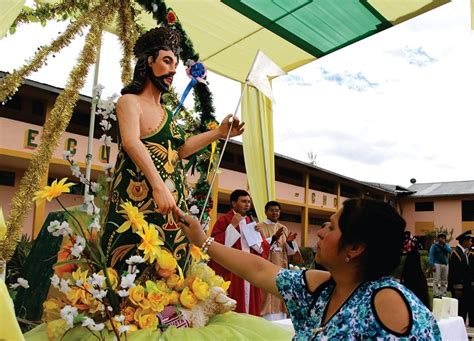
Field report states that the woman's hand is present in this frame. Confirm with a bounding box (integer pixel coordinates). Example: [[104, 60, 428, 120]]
[[153, 186, 177, 215], [217, 114, 245, 139], [176, 209, 207, 246]]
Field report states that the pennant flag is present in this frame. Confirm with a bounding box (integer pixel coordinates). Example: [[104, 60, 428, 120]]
[[246, 50, 286, 103]]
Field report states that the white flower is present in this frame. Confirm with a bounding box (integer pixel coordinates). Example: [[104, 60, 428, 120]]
[[114, 315, 125, 322], [119, 325, 131, 335], [93, 84, 105, 98], [47, 220, 72, 237], [60, 279, 71, 293], [70, 164, 82, 178], [99, 134, 112, 145], [103, 164, 113, 171], [9, 277, 28, 289], [17, 278, 29, 288], [126, 255, 145, 265], [60, 305, 78, 328], [79, 174, 88, 184], [82, 317, 105, 331], [71, 236, 86, 258], [50, 274, 60, 288], [91, 288, 107, 300], [88, 273, 105, 287], [120, 273, 136, 289], [109, 113, 116, 121], [117, 289, 129, 297], [189, 205, 199, 215], [83, 195, 100, 216], [90, 182, 101, 193], [99, 119, 111, 131], [62, 150, 71, 160], [75, 279, 84, 287], [89, 216, 101, 232]]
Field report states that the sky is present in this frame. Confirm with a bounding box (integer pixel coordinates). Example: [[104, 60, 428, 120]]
[[1, 0, 473, 188]]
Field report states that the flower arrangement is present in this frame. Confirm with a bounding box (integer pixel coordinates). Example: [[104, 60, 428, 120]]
[[33, 87, 235, 339]]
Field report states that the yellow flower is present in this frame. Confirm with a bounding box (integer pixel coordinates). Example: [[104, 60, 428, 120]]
[[207, 121, 219, 130], [138, 298, 151, 310], [129, 285, 145, 305], [168, 290, 180, 305], [179, 287, 198, 309], [135, 309, 159, 330], [126, 324, 138, 334], [191, 277, 210, 301], [156, 249, 177, 271], [43, 298, 62, 321], [117, 202, 149, 233], [98, 268, 119, 290], [208, 274, 230, 292], [137, 224, 164, 263], [34, 178, 74, 202], [123, 306, 136, 323], [71, 267, 89, 285], [190, 244, 209, 262], [166, 274, 184, 290], [147, 291, 168, 313]]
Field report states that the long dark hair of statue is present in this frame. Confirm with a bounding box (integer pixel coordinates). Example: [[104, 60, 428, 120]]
[[121, 56, 149, 95]]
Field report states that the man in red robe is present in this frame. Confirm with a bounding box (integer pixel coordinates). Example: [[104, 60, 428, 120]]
[[209, 189, 270, 316]]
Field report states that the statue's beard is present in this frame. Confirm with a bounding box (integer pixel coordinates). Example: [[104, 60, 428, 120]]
[[148, 69, 173, 92]]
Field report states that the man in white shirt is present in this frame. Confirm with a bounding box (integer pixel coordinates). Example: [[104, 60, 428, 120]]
[[209, 190, 270, 316], [257, 201, 301, 321]]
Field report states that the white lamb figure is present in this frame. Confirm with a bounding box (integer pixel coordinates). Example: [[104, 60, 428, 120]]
[[180, 286, 237, 327]]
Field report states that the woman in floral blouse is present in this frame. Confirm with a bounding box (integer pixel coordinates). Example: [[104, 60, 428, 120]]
[[179, 198, 440, 340]]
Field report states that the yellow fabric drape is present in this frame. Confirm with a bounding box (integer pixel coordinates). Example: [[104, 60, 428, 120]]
[[0, 0, 25, 38], [0, 279, 25, 341], [241, 84, 275, 221]]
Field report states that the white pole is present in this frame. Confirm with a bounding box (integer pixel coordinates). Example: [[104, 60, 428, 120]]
[[84, 39, 102, 198]]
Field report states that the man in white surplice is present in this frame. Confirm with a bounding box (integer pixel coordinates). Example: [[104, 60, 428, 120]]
[[209, 190, 270, 316]]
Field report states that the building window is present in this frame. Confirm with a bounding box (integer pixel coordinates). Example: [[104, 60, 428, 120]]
[[0, 170, 15, 186], [415, 201, 434, 212], [279, 212, 301, 223], [276, 167, 303, 186], [32, 100, 46, 117], [462, 200, 474, 221]]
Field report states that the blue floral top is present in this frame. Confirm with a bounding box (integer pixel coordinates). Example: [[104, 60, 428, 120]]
[[276, 269, 441, 340]]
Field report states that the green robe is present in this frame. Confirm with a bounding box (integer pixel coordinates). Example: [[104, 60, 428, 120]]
[[102, 108, 189, 271]]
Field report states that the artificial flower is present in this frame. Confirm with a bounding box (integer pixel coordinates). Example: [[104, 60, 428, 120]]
[[191, 277, 210, 301], [122, 306, 136, 323], [179, 287, 198, 309], [190, 244, 209, 262], [136, 224, 164, 263], [156, 249, 177, 271], [117, 202, 148, 233], [136, 311, 159, 330], [206, 121, 219, 130], [166, 273, 184, 290], [33, 177, 74, 202], [147, 291, 168, 313], [167, 10, 177, 25], [98, 268, 119, 290], [168, 290, 180, 305], [128, 285, 145, 305]]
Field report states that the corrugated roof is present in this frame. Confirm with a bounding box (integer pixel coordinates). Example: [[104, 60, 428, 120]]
[[407, 180, 474, 197]]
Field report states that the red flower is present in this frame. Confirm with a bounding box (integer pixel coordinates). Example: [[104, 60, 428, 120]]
[[167, 10, 177, 25]]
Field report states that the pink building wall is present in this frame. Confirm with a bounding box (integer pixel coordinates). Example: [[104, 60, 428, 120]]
[[275, 181, 304, 204]]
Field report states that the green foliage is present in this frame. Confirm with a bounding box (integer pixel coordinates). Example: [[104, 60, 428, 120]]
[[5, 234, 33, 286]]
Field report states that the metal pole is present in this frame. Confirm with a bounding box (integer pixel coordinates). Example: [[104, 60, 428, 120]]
[[84, 39, 102, 198], [198, 82, 248, 223]]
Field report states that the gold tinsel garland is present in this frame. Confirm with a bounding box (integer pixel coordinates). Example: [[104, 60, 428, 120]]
[[12, 0, 91, 29], [0, 3, 105, 103], [0, 0, 117, 262], [117, 0, 138, 85]]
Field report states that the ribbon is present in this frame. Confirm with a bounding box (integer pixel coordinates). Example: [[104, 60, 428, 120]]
[[207, 141, 217, 175], [173, 77, 197, 117], [0, 207, 6, 241]]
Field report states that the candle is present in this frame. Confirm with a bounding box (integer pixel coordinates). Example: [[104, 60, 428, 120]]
[[441, 297, 450, 319], [432, 298, 442, 321], [449, 298, 458, 317]]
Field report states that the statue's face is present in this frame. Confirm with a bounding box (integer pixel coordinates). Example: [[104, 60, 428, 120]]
[[147, 49, 178, 92]]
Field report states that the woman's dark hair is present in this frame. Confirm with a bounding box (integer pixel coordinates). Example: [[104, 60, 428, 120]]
[[400, 248, 430, 308], [338, 198, 406, 281], [230, 189, 250, 204]]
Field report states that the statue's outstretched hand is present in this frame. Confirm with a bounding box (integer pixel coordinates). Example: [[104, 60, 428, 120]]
[[218, 114, 245, 138]]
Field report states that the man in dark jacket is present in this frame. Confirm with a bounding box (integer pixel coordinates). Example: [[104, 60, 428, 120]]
[[448, 230, 473, 325]]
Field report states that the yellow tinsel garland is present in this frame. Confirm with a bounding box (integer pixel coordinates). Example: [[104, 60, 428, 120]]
[[0, 3, 107, 103], [0, 0, 117, 262], [117, 0, 138, 85]]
